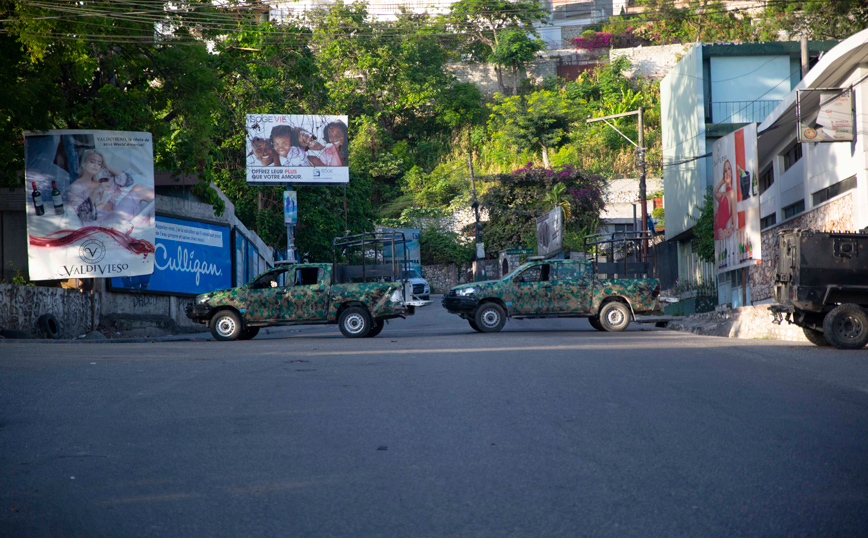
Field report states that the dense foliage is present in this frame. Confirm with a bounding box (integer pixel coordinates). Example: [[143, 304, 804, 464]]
[[480, 164, 606, 253], [1, 0, 864, 263]]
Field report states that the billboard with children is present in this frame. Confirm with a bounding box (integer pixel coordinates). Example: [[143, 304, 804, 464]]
[[245, 114, 349, 185], [24, 130, 156, 281], [712, 123, 761, 274]]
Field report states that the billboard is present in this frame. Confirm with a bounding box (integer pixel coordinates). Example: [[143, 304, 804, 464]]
[[712, 123, 761, 274], [109, 216, 231, 295], [24, 130, 155, 281], [378, 227, 422, 274], [245, 114, 349, 185], [536, 206, 563, 259], [798, 88, 854, 143]]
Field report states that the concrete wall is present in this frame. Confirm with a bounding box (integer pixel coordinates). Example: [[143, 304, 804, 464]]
[[662, 44, 706, 241], [0, 283, 93, 339], [611, 44, 692, 80]]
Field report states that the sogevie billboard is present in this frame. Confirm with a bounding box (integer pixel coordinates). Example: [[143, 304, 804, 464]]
[[245, 114, 349, 185], [24, 130, 155, 281], [109, 216, 231, 295], [712, 123, 761, 274]]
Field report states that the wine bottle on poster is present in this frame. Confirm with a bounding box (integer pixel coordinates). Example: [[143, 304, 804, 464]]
[[51, 181, 64, 215], [31, 182, 45, 216]]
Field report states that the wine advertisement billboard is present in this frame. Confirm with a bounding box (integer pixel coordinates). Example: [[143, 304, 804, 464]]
[[24, 130, 155, 281]]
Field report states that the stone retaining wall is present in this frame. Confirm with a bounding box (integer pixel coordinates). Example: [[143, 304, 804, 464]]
[[751, 193, 854, 302], [422, 259, 502, 294]]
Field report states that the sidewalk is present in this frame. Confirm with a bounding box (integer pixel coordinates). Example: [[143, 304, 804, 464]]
[[665, 304, 811, 343]]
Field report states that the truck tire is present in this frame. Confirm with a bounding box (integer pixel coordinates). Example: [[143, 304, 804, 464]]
[[822, 304, 868, 350], [366, 320, 384, 338], [474, 303, 506, 333], [801, 327, 830, 347], [239, 327, 260, 340], [588, 316, 605, 331], [339, 306, 372, 338], [599, 302, 631, 332], [37, 314, 62, 339], [211, 310, 242, 341], [468, 320, 483, 333]]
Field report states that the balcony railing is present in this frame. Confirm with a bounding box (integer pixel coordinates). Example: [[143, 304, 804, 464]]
[[705, 100, 782, 124]]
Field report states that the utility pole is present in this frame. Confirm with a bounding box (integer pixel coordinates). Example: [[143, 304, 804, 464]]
[[469, 154, 481, 282], [637, 107, 648, 260], [586, 108, 648, 261]]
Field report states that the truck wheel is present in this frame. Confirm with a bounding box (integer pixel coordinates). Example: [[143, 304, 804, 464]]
[[588, 316, 605, 331], [366, 320, 384, 338], [468, 320, 483, 333], [339, 306, 372, 338], [599, 302, 631, 332], [801, 327, 829, 347], [211, 310, 242, 341], [239, 327, 260, 340], [823, 304, 868, 350], [474, 303, 506, 333]]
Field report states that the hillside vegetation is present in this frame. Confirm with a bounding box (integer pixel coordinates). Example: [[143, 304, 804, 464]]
[[1, 0, 864, 261]]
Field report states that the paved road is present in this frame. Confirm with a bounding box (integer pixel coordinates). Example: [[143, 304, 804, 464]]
[[2, 304, 868, 537]]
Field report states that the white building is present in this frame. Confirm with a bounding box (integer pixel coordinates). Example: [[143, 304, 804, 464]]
[[660, 40, 837, 298], [749, 28, 868, 303]]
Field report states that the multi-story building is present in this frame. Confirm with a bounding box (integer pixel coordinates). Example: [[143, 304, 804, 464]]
[[749, 28, 868, 304], [660, 40, 837, 298]]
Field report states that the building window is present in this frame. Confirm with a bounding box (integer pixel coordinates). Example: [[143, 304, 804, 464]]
[[782, 143, 802, 172], [614, 223, 634, 236], [782, 200, 805, 219], [758, 166, 774, 195], [812, 176, 856, 206], [760, 213, 777, 229]]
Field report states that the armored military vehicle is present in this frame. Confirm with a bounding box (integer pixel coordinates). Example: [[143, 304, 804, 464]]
[[771, 229, 868, 350], [186, 231, 430, 340]]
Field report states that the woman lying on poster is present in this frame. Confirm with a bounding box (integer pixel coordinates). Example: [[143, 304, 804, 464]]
[[69, 149, 154, 230]]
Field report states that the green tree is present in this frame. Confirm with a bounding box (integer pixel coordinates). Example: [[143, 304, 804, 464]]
[[488, 90, 575, 169], [488, 28, 546, 96], [0, 0, 225, 205], [480, 164, 605, 253], [754, 0, 868, 41], [692, 188, 715, 264], [444, 0, 548, 95]]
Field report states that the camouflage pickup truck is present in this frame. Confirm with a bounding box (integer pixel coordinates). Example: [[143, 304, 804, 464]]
[[442, 258, 660, 333], [186, 232, 429, 340]]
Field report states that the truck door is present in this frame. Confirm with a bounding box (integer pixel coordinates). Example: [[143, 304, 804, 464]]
[[549, 262, 592, 313], [509, 264, 553, 315], [283, 265, 328, 321], [244, 266, 292, 323]]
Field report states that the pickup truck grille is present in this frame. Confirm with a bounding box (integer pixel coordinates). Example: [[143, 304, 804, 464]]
[[413, 284, 425, 294]]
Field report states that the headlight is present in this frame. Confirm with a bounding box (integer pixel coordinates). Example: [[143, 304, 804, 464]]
[[389, 288, 404, 302], [196, 294, 212, 305], [455, 287, 476, 297]]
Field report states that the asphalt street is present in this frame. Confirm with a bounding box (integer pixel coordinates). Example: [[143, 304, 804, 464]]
[[2, 302, 868, 537]]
